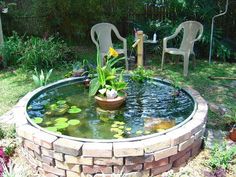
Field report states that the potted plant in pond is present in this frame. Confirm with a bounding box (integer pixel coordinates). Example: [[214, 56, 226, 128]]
[[89, 47, 128, 110]]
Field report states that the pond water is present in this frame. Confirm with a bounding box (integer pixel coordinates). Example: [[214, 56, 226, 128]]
[[27, 78, 195, 139]]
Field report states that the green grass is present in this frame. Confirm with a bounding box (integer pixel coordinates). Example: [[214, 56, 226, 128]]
[[0, 68, 70, 115]]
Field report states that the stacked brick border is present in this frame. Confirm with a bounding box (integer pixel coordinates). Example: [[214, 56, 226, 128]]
[[14, 78, 208, 177]]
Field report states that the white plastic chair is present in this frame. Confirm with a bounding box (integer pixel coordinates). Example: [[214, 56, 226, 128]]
[[91, 23, 128, 70], [161, 21, 203, 76]]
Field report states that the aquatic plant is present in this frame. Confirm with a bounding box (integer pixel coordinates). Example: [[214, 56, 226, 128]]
[[68, 106, 82, 114], [32, 68, 53, 87], [130, 66, 154, 83], [89, 47, 127, 98]]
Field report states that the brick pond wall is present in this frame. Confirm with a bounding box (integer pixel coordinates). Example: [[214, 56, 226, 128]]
[[14, 84, 208, 177]]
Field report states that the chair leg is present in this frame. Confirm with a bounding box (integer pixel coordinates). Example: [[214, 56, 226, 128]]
[[193, 54, 196, 69], [161, 51, 165, 70], [125, 54, 129, 71], [183, 53, 190, 77]]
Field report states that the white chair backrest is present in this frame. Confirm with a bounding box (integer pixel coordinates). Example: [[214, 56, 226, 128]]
[[91, 23, 120, 54], [179, 21, 203, 52]]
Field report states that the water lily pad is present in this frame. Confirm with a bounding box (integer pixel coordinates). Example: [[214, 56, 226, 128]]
[[33, 117, 43, 124], [144, 130, 151, 135], [68, 119, 80, 126], [46, 127, 58, 132], [57, 100, 66, 105], [136, 130, 143, 135], [45, 121, 53, 126], [114, 121, 125, 125], [111, 124, 118, 128], [50, 104, 58, 110], [110, 128, 123, 134], [55, 122, 69, 129], [125, 127, 132, 131], [55, 117, 68, 123], [68, 106, 82, 114]]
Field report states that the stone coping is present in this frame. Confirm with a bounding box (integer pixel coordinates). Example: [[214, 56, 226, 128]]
[[16, 76, 198, 143], [14, 77, 208, 176]]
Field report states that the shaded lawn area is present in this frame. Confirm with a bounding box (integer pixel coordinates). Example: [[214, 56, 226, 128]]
[[0, 58, 235, 131]]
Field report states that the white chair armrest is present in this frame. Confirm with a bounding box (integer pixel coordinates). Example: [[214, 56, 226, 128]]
[[90, 29, 100, 51], [163, 25, 182, 49], [191, 25, 204, 43]]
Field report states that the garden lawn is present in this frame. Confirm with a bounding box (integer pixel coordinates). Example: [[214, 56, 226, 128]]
[[0, 68, 70, 115]]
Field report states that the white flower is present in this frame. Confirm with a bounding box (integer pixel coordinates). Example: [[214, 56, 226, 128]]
[[99, 88, 107, 95], [106, 89, 118, 99]]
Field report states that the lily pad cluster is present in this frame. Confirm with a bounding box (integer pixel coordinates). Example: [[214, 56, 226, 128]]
[[45, 100, 70, 116], [110, 121, 131, 139], [33, 116, 81, 135], [44, 117, 80, 134]]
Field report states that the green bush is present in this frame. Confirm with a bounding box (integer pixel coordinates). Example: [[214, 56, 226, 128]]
[[0, 32, 23, 67], [207, 143, 236, 170], [0, 33, 78, 69], [19, 36, 74, 69]]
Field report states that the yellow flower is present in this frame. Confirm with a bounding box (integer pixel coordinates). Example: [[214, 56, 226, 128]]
[[109, 47, 119, 58]]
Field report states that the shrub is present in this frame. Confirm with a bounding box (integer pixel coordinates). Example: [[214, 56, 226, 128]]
[[0, 32, 23, 67], [18, 36, 72, 69], [0, 33, 78, 69], [207, 143, 236, 170]]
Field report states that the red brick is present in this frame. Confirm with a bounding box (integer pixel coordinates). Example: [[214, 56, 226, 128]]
[[66, 171, 81, 177], [125, 154, 153, 165], [42, 155, 55, 166], [45, 173, 59, 177], [42, 163, 66, 176], [53, 138, 83, 156], [154, 146, 177, 161], [172, 151, 191, 167], [94, 157, 123, 166], [144, 158, 169, 170], [113, 141, 144, 157], [178, 136, 194, 151], [151, 163, 172, 176], [33, 131, 57, 149], [170, 146, 192, 163], [82, 143, 112, 157], [113, 164, 143, 173], [82, 165, 112, 174], [141, 136, 171, 153], [24, 139, 41, 154]]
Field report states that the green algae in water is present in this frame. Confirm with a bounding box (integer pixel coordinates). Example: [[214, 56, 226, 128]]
[[27, 78, 195, 139]]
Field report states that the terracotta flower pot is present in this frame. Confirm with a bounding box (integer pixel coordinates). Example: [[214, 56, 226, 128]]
[[95, 93, 127, 110], [229, 126, 236, 142]]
